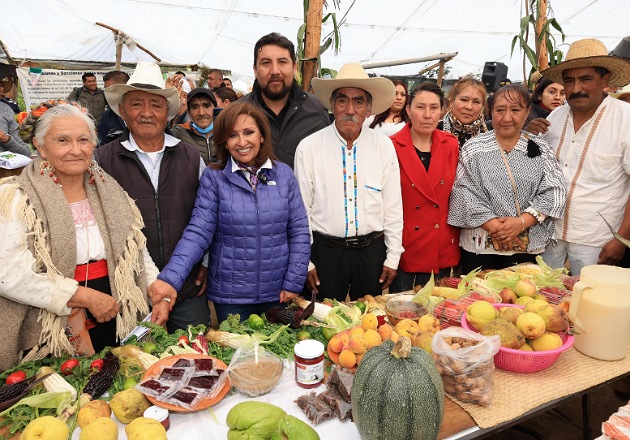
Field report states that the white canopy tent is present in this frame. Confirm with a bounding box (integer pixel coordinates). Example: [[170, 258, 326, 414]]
[[1, 0, 628, 81]]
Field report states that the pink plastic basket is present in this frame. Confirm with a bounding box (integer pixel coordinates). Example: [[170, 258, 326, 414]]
[[461, 303, 574, 373]]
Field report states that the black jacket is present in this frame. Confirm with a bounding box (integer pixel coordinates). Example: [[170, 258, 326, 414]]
[[241, 81, 329, 168], [97, 131, 202, 303]]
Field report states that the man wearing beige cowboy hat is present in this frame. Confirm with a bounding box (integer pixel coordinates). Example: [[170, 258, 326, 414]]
[[97, 61, 211, 331], [294, 63, 403, 301], [526, 39, 630, 275]]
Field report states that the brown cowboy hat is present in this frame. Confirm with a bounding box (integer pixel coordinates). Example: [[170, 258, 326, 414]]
[[542, 39, 630, 87]]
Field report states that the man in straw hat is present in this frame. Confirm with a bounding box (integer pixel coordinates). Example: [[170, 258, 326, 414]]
[[527, 39, 630, 275], [294, 63, 403, 301], [97, 61, 210, 331]]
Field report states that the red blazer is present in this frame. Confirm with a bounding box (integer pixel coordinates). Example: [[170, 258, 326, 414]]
[[391, 123, 460, 273]]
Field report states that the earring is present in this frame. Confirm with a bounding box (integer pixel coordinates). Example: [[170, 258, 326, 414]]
[[86, 160, 105, 186], [40, 159, 59, 185]]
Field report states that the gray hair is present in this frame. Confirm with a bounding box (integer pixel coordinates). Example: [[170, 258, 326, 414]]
[[33, 104, 97, 147]]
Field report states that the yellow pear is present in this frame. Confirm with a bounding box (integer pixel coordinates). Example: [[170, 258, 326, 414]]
[[498, 307, 523, 325], [516, 312, 546, 340], [536, 304, 570, 333], [480, 318, 526, 349], [531, 332, 563, 351], [417, 314, 441, 333], [77, 399, 111, 428], [524, 299, 549, 313], [514, 296, 534, 307], [519, 343, 534, 351], [465, 301, 498, 330], [20, 416, 68, 440], [80, 417, 118, 440], [125, 417, 167, 440]]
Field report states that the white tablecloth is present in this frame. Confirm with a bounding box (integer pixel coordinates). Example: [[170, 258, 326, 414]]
[[73, 360, 362, 439]]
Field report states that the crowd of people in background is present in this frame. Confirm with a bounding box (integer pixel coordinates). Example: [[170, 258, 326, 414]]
[[0, 31, 630, 363]]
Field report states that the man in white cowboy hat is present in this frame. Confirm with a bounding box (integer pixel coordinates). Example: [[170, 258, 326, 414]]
[[97, 61, 210, 331], [526, 39, 630, 275], [294, 63, 403, 301]]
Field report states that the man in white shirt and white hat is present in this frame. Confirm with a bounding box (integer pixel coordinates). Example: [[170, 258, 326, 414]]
[[527, 39, 630, 275], [294, 63, 403, 301]]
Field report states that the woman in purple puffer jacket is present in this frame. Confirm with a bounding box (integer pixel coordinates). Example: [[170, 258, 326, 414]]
[[149, 102, 311, 323]]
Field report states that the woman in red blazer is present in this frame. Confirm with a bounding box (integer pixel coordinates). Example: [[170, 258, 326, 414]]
[[389, 82, 460, 292]]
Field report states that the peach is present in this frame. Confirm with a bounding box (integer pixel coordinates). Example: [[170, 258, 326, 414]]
[[327, 340, 340, 364], [377, 323, 393, 340], [348, 335, 368, 354], [338, 349, 357, 369], [363, 329, 382, 348], [338, 331, 350, 346], [361, 314, 378, 331], [328, 335, 344, 353], [389, 330, 400, 343], [355, 352, 365, 365], [348, 326, 365, 338]]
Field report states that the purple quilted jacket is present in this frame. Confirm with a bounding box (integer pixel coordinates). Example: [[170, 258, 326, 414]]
[[158, 160, 311, 305]]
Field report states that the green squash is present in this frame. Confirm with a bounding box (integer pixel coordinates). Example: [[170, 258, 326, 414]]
[[351, 336, 444, 440]]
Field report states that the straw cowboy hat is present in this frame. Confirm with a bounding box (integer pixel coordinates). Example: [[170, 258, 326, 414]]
[[311, 63, 395, 115], [542, 39, 630, 87], [105, 61, 180, 119]]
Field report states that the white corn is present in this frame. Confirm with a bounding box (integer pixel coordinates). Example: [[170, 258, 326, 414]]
[[37, 366, 77, 401]]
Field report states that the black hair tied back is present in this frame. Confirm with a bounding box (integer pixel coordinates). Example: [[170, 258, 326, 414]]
[[526, 139, 541, 158]]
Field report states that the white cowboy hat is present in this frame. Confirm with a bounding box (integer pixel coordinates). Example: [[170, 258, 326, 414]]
[[611, 83, 630, 99], [542, 39, 630, 87], [105, 61, 180, 119], [311, 63, 395, 115]]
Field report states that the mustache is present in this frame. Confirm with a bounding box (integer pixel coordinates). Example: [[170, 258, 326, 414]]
[[568, 93, 588, 100], [341, 115, 360, 123]]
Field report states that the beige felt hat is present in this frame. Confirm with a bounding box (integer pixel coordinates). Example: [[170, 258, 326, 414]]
[[311, 63, 395, 114], [542, 39, 630, 87], [105, 61, 180, 119]]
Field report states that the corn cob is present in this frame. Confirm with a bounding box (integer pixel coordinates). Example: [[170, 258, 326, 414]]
[[37, 366, 77, 400], [0, 373, 51, 412], [292, 296, 332, 321], [82, 353, 119, 399], [112, 344, 159, 370]]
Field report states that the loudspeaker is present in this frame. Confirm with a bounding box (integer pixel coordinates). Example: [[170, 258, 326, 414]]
[[482, 62, 508, 92]]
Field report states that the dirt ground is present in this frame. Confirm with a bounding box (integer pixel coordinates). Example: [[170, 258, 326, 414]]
[[486, 380, 628, 439]]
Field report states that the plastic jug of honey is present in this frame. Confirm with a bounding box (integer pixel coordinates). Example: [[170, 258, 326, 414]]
[[568, 265, 630, 361]]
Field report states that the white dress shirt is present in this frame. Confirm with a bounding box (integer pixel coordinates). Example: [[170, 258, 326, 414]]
[[545, 96, 630, 247], [294, 124, 404, 270]]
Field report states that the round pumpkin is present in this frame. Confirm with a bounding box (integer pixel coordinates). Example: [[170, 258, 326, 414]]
[[351, 336, 444, 440]]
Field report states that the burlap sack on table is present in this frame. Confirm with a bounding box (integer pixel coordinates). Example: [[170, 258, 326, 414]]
[[449, 347, 630, 428]]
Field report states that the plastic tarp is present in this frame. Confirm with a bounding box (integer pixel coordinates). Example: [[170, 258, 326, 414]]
[[2, 0, 628, 80]]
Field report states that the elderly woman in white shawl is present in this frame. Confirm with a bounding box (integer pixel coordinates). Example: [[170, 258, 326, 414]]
[[0, 104, 171, 371]]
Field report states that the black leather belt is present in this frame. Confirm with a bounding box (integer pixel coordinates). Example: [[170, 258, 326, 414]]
[[313, 231, 384, 249]]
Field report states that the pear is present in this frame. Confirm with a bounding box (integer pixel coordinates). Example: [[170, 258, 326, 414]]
[[515, 280, 537, 297], [524, 299, 549, 313], [480, 318, 526, 349], [536, 304, 570, 333], [499, 306, 523, 325], [80, 417, 118, 440], [20, 416, 68, 440], [466, 301, 498, 331], [125, 418, 166, 440], [515, 296, 534, 307], [516, 312, 546, 339], [531, 332, 563, 351]]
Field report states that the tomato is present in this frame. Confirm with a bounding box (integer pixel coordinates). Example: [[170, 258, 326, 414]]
[[323, 302, 333, 307], [60, 358, 80, 375], [142, 341, 158, 354], [321, 327, 337, 341], [6, 371, 26, 385], [123, 377, 138, 389], [178, 335, 190, 345], [355, 301, 367, 313], [247, 314, 265, 330], [90, 359, 104, 371], [297, 330, 311, 341]]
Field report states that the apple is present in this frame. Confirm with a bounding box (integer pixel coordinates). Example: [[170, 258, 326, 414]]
[[499, 288, 517, 304], [515, 279, 537, 298]]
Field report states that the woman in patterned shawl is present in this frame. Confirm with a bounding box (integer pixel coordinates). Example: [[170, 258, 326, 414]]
[[448, 84, 567, 272], [438, 75, 490, 149]]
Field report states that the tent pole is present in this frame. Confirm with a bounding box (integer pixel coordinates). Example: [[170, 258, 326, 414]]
[[535, 0, 549, 71], [437, 61, 445, 87], [96, 22, 162, 64], [115, 43, 122, 71], [302, 0, 323, 93]]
